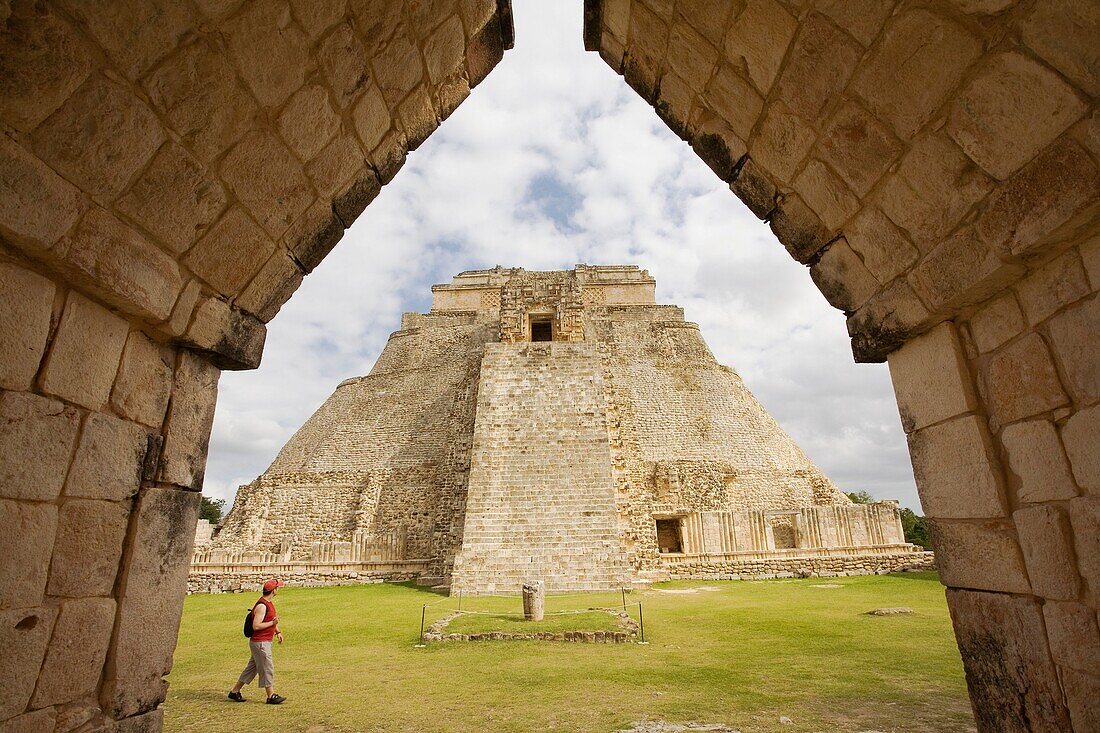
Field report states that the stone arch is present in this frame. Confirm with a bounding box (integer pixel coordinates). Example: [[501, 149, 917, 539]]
[[583, 1, 1098, 729], [0, 0, 1097, 731]]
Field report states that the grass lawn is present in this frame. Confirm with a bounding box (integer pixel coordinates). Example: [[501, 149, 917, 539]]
[[165, 572, 974, 733]]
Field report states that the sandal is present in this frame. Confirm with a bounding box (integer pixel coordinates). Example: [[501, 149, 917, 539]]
[[266, 694, 286, 705], [227, 691, 245, 702]]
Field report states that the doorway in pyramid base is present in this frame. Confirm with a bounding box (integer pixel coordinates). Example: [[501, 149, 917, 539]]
[[190, 266, 929, 595]]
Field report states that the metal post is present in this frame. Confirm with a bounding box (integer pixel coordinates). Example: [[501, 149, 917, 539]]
[[621, 587, 627, 612], [638, 602, 646, 644], [417, 604, 426, 646]]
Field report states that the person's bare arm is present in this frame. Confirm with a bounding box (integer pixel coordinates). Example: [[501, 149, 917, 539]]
[[252, 604, 278, 631]]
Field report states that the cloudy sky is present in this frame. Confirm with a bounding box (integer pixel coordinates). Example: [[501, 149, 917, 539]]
[[204, 2, 921, 512]]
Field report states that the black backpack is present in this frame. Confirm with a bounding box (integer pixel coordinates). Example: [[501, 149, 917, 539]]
[[243, 603, 261, 638]]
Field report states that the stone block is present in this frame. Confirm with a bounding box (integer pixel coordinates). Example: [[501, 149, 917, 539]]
[[0, 134, 85, 252], [116, 143, 228, 254], [667, 21, 717, 95], [886, 322, 977, 433], [814, 0, 894, 47], [40, 293, 129, 411], [852, 9, 981, 138], [793, 159, 859, 231], [1042, 601, 1100, 674], [909, 229, 1025, 312], [848, 280, 931, 362], [285, 201, 346, 272], [768, 194, 832, 264], [603, 0, 630, 40], [437, 73, 472, 121], [772, 14, 862, 121], [278, 84, 342, 162], [678, 0, 733, 48], [65, 412, 149, 502], [815, 101, 902, 197], [730, 158, 777, 220], [425, 15, 466, 85], [67, 0, 194, 79], [0, 263, 55, 391], [723, 0, 796, 94], [1062, 667, 1100, 732], [159, 352, 220, 489], [999, 419, 1077, 504], [982, 333, 1068, 425], [945, 589, 1070, 731], [466, 11, 506, 89], [656, 73, 696, 140], [689, 113, 747, 182], [1021, 0, 1100, 98], [976, 138, 1100, 261], [47, 498, 131, 597], [368, 130, 407, 186], [144, 40, 257, 163], [110, 332, 174, 429], [31, 75, 164, 200], [1013, 504, 1081, 600], [0, 606, 58, 719], [57, 207, 183, 322], [166, 280, 202, 339], [750, 101, 816, 183], [220, 130, 314, 239], [101, 487, 199, 719], [1015, 251, 1090, 327], [184, 207, 276, 298], [372, 32, 423, 107], [967, 292, 1024, 354], [948, 52, 1087, 180], [0, 707, 58, 733], [1081, 232, 1100, 286], [225, 0, 309, 107], [0, 4, 91, 131], [1046, 293, 1099, 405], [353, 83, 392, 153], [183, 298, 266, 371], [109, 708, 165, 733], [0, 499, 57, 608], [907, 415, 1007, 518], [930, 520, 1030, 593], [1062, 405, 1100, 493], [397, 85, 439, 151], [289, 0, 344, 40], [809, 237, 879, 312], [1067, 497, 1100, 598], [318, 23, 371, 107], [235, 249, 305, 323], [0, 391, 80, 502], [843, 207, 918, 285], [704, 64, 763, 142], [31, 597, 116, 707]]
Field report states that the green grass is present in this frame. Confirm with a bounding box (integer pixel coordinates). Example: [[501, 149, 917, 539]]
[[165, 573, 974, 733], [446, 609, 623, 635]]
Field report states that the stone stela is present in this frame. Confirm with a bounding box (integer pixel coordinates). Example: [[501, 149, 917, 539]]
[[193, 266, 930, 594]]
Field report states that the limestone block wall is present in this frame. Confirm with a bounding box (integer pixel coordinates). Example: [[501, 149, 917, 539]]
[[587, 2, 1099, 729]]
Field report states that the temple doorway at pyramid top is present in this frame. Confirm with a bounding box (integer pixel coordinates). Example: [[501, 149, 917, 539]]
[[0, 0, 1097, 731]]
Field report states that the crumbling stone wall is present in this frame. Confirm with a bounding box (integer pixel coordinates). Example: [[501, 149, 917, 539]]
[[586, 1, 1098, 729]]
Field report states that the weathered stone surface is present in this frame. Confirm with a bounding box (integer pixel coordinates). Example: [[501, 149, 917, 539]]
[[887, 323, 976, 434], [843, 207, 918, 285], [369, 129, 409, 186], [794, 159, 859, 231], [466, 11, 506, 88], [40, 293, 129, 411], [289, 0, 344, 40], [907, 415, 1006, 518], [0, 499, 57, 608], [1062, 667, 1100, 732], [704, 64, 763, 142], [318, 22, 371, 107], [909, 229, 1024, 312], [159, 351, 220, 489], [109, 708, 165, 733], [31, 597, 116, 707], [0, 263, 55, 391], [931, 520, 1030, 593], [1067, 497, 1100, 597], [65, 412, 148, 502], [945, 589, 1070, 731], [982, 334, 1068, 425], [425, 15, 466, 84], [184, 207, 276, 298], [976, 138, 1100, 261], [723, 0, 796, 94], [1062, 405, 1100, 493], [332, 170, 382, 229], [278, 84, 343, 162], [144, 40, 258, 163], [102, 487, 199, 719], [372, 32, 423, 107], [110, 332, 174, 429], [57, 208, 182, 322], [815, 0, 894, 47], [47, 498, 131, 597], [353, 83, 392, 152], [397, 85, 439, 151], [1014, 250, 1090, 326], [221, 130, 314, 239], [0, 134, 85, 251], [816, 102, 902, 197], [183, 298, 267, 371], [0, 3, 91, 131], [235, 249, 305, 323], [0, 707, 58, 733], [67, 0, 194, 79], [852, 9, 981, 138], [166, 280, 202, 339], [967, 293, 1024, 354], [750, 101, 816, 182], [1046, 293, 1099, 405], [1014, 505, 1081, 600], [225, 0, 309, 107], [437, 73, 472, 121], [999, 419, 1077, 504], [848, 281, 931, 363], [284, 201, 345, 272], [769, 195, 832, 264], [666, 21, 716, 97], [809, 238, 879, 312], [730, 158, 776, 220], [116, 143, 227, 255], [1042, 601, 1100, 674], [0, 390, 81, 504], [0, 606, 58, 719], [1020, 0, 1100, 98], [948, 52, 1087, 180], [31, 75, 164, 200], [772, 14, 861, 121]]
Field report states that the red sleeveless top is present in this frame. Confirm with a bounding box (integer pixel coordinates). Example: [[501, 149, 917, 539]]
[[251, 597, 277, 642]]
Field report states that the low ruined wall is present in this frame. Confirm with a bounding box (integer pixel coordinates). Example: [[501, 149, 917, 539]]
[[663, 550, 936, 580], [187, 560, 429, 594]]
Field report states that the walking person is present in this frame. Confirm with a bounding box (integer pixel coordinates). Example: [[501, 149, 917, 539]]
[[228, 578, 287, 704]]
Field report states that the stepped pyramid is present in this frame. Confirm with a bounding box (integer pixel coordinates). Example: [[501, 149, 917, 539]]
[[206, 266, 921, 595]]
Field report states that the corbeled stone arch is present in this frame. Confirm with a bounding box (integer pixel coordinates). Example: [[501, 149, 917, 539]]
[[585, 1, 1098, 730], [0, 0, 512, 729]]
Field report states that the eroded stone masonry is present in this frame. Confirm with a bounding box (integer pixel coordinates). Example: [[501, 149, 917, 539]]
[[196, 266, 930, 594]]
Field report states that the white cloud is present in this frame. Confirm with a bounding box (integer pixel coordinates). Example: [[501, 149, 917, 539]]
[[205, 1, 920, 512]]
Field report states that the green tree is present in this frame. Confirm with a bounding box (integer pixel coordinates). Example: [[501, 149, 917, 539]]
[[846, 490, 874, 504], [200, 496, 225, 524], [900, 507, 932, 549]]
